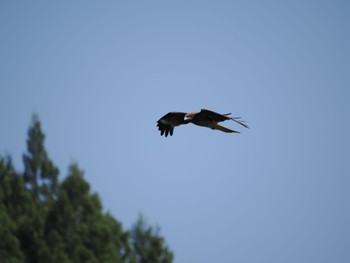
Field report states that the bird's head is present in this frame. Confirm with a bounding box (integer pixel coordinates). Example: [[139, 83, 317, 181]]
[[184, 112, 196, 122]]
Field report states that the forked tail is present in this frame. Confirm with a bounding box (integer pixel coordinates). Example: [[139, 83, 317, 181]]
[[222, 113, 249, 128], [230, 117, 249, 129]]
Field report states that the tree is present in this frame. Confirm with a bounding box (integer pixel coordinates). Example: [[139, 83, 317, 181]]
[[131, 215, 174, 263], [22, 114, 59, 202], [0, 157, 25, 263], [46, 163, 131, 262], [0, 114, 174, 263]]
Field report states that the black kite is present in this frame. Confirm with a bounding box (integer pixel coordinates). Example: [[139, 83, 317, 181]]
[[157, 109, 248, 137]]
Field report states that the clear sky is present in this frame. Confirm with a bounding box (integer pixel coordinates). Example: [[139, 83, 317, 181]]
[[1, 1, 350, 262]]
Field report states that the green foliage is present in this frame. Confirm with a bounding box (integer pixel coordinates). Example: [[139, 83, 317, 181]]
[[0, 114, 173, 263], [131, 215, 174, 263], [0, 157, 28, 263], [22, 113, 59, 202]]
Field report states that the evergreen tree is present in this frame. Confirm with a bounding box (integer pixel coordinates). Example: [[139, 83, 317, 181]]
[[0, 157, 25, 263], [0, 115, 174, 263], [46, 163, 132, 262], [131, 215, 174, 263], [22, 114, 59, 202]]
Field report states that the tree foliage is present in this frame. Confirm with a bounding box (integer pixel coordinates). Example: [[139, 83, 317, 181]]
[[0, 115, 173, 263], [131, 215, 173, 263]]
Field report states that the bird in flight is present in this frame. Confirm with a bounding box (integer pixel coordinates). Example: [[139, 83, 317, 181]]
[[157, 109, 248, 137]]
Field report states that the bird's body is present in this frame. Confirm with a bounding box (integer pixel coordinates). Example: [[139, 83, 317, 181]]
[[157, 109, 248, 137]]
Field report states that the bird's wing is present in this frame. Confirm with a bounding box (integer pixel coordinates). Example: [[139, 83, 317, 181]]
[[157, 122, 174, 137], [156, 112, 188, 137], [201, 109, 249, 128], [199, 109, 231, 122], [213, 123, 240, 133]]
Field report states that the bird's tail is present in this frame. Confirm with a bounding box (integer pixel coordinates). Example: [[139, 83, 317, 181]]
[[223, 113, 249, 128], [231, 117, 249, 128]]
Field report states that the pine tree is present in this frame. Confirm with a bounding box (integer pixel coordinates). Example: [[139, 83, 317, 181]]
[[22, 114, 59, 203], [46, 163, 131, 262], [1, 114, 174, 262], [0, 157, 25, 263], [131, 215, 174, 263]]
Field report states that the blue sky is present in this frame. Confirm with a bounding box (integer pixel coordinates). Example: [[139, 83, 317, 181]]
[[1, 1, 350, 262]]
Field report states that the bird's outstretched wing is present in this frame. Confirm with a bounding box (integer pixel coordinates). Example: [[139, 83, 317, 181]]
[[198, 109, 232, 122], [200, 109, 249, 129], [213, 123, 240, 133], [156, 112, 189, 137]]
